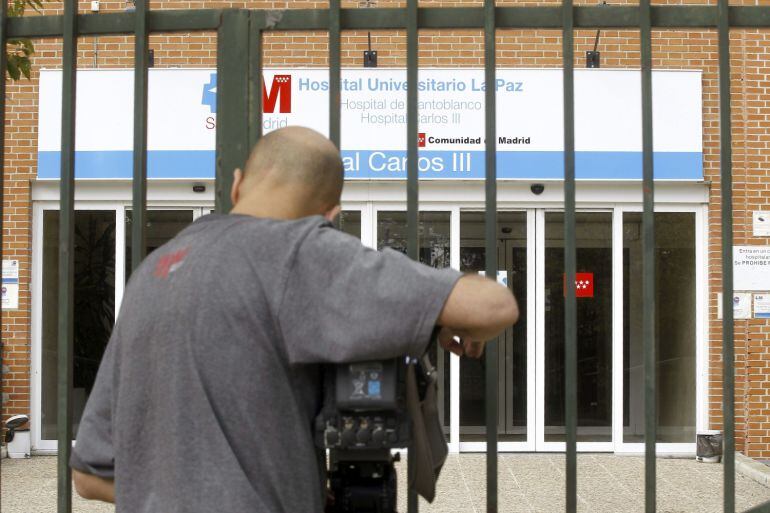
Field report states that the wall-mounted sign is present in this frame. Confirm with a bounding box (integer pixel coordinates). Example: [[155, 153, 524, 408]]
[[563, 272, 594, 298], [717, 292, 752, 320], [753, 211, 770, 237], [734, 246, 770, 291], [37, 68, 703, 181], [2, 260, 19, 310], [754, 293, 770, 319]]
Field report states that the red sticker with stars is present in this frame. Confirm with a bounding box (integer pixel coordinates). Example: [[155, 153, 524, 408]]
[[563, 272, 594, 298]]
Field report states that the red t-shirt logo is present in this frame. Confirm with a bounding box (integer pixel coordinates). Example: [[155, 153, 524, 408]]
[[154, 248, 189, 279]]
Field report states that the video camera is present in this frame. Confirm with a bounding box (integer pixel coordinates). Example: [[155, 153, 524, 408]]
[[315, 355, 437, 513]]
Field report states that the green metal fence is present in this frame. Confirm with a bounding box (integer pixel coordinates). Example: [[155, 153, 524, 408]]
[[0, 1, 768, 512]]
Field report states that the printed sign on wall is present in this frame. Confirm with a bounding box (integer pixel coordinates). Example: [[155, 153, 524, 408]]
[[563, 272, 594, 298], [2, 260, 19, 310], [754, 293, 770, 319], [717, 292, 752, 320], [734, 246, 770, 291], [37, 68, 703, 181]]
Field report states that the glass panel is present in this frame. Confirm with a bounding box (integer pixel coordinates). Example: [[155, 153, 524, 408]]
[[459, 211, 527, 442], [335, 210, 361, 239], [623, 212, 696, 443], [377, 211, 451, 433], [41, 211, 116, 440], [125, 210, 194, 278], [544, 212, 613, 442]]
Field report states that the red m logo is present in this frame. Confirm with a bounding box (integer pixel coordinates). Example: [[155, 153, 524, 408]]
[[263, 75, 292, 113]]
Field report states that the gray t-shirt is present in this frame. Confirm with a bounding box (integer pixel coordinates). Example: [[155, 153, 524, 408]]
[[71, 213, 461, 513]]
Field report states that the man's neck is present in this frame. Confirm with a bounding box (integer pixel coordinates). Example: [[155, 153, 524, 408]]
[[230, 190, 311, 220]]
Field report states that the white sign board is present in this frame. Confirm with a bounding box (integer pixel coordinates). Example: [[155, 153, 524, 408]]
[[37, 68, 703, 181], [2, 260, 19, 310], [753, 211, 770, 237], [754, 293, 770, 319], [734, 246, 770, 291], [717, 292, 752, 320]]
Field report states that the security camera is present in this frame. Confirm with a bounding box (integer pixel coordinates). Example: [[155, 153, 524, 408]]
[[530, 183, 545, 195]]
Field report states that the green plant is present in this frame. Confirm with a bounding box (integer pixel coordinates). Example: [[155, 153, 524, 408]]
[[6, 0, 43, 80]]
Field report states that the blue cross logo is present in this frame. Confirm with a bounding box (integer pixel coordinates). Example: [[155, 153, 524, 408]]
[[201, 73, 217, 114]]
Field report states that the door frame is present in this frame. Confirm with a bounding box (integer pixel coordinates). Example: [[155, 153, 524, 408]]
[[31, 200, 125, 452], [29, 180, 708, 455], [611, 203, 705, 456], [456, 209, 537, 453]]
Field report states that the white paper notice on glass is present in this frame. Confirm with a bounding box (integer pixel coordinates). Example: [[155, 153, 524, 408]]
[[2, 260, 19, 310], [717, 292, 752, 320], [478, 270, 508, 287], [754, 294, 770, 319], [754, 212, 770, 237], [734, 246, 770, 290]]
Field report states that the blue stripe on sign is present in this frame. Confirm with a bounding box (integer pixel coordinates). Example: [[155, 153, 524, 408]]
[[37, 149, 703, 180], [2, 278, 18, 284], [38, 150, 215, 179]]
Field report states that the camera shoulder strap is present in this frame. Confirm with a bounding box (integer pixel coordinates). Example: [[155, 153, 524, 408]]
[[406, 361, 448, 503]]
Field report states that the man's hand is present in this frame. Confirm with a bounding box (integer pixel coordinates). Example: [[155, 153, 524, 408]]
[[73, 469, 115, 503], [438, 327, 486, 358]]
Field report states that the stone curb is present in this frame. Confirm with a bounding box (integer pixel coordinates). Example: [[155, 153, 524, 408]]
[[736, 451, 770, 488]]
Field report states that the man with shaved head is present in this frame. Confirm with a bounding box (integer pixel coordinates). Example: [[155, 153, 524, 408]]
[[70, 126, 518, 512]]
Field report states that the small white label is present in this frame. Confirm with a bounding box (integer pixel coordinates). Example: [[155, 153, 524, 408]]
[[754, 293, 770, 319]]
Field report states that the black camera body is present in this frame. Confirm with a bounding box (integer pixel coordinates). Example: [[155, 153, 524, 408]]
[[315, 359, 410, 451], [316, 356, 431, 513]]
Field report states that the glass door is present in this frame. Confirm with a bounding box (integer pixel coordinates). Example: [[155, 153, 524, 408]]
[[459, 212, 531, 447], [38, 208, 118, 446], [537, 211, 614, 450]]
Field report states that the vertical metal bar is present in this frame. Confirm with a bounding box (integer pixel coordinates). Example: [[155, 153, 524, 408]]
[[717, 1, 735, 511], [131, 0, 149, 274], [406, 0, 419, 511], [562, 0, 577, 510], [215, 10, 250, 213], [640, 1, 657, 512], [248, 12, 263, 150], [329, 0, 341, 148], [57, 1, 78, 511], [0, 0, 7, 410], [483, 1, 498, 512], [406, 0, 418, 263]]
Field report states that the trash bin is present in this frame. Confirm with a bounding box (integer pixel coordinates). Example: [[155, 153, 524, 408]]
[[5, 414, 30, 459], [696, 430, 723, 463]]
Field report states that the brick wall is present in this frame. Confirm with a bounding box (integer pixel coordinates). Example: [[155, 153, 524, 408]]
[[2, 0, 769, 456]]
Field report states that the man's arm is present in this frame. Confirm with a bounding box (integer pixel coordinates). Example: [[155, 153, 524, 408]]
[[73, 469, 115, 503], [437, 274, 519, 358]]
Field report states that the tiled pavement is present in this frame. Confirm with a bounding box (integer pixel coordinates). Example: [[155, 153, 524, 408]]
[[396, 454, 770, 513], [3, 454, 770, 512]]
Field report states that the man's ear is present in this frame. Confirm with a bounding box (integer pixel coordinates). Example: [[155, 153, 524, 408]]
[[230, 168, 244, 209], [323, 204, 342, 222]]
